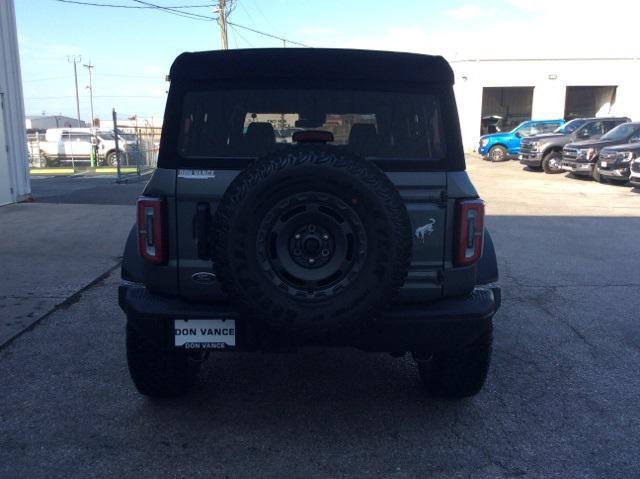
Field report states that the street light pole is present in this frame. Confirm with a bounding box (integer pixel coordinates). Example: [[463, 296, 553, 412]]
[[67, 55, 82, 127], [83, 61, 95, 127]]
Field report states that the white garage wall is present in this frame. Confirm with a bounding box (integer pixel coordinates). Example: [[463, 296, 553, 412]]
[[452, 58, 640, 151], [0, 0, 30, 204]]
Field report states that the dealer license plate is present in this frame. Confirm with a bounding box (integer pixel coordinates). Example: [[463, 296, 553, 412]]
[[174, 319, 236, 349], [518, 154, 523, 160]]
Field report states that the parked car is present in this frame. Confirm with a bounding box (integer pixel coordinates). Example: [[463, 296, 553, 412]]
[[596, 142, 640, 184], [118, 48, 501, 399], [629, 158, 640, 188], [38, 128, 138, 167], [520, 117, 630, 173], [562, 122, 640, 181], [478, 119, 565, 162]]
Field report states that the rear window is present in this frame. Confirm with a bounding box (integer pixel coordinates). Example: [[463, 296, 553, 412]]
[[177, 89, 445, 161]]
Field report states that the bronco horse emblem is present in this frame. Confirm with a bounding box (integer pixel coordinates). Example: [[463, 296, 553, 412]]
[[415, 218, 436, 243]]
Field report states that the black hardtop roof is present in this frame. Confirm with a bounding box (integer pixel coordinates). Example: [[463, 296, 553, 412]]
[[169, 48, 454, 84]]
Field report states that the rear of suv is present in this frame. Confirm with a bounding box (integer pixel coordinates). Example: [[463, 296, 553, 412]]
[[119, 49, 501, 399]]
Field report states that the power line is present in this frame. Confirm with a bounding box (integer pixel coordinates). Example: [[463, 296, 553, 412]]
[[53, 0, 215, 9], [237, 0, 257, 30], [229, 23, 254, 48], [129, 0, 215, 20], [227, 20, 311, 47], [51, 0, 311, 47]]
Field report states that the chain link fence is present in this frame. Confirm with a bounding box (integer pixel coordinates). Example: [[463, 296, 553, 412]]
[[26, 126, 161, 170]]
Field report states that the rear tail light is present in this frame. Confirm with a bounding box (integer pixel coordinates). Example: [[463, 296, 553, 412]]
[[455, 199, 485, 267], [137, 196, 167, 264]]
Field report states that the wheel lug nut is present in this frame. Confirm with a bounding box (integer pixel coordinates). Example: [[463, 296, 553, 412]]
[[322, 234, 329, 240], [294, 234, 301, 239], [322, 249, 330, 256], [308, 258, 315, 264]]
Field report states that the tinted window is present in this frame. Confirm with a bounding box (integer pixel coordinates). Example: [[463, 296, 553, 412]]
[[603, 120, 623, 132], [555, 119, 588, 134], [538, 122, 561, 133], [601, 123, 640, 141], [580, 121, 603, 137], [178, 89, 445, 160]]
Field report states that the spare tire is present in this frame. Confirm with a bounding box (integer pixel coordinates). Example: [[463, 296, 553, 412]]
[[213, 145, 412, 336]]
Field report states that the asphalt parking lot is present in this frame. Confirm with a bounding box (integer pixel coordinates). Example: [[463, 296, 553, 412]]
[[1, 161, 639, 478]]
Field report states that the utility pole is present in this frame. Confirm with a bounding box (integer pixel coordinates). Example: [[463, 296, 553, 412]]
[[217, 0, 228, 49], [83, 61, 95, 127], [67, 55, 82, 127]]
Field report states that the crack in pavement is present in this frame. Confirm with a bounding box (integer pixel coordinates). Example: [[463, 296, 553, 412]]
[[0, 263, 121, 351]]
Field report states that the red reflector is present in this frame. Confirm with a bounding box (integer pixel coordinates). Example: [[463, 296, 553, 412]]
[[454, 199, 485, 267], [292, 130, 334, 143], [136, 196, 167, 265]]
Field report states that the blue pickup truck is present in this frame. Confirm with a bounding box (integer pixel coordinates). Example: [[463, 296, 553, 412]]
[[478, 119, 565, 161]]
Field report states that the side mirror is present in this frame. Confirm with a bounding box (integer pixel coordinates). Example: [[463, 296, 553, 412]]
[[514, 131, 523, 138]]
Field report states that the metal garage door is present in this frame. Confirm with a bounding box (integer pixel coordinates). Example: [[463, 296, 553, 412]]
[[0, 93, 14, 206]]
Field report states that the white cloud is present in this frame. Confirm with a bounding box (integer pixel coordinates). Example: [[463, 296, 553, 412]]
[[447, 5, 482, 21], [332, 0, 640, 60]]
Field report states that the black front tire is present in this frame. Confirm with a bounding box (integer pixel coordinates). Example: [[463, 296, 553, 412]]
[[126, 322, 200, 397], [488, 146, 507, 162], [542, 151, 563, 174], [416, 325, 492, 398]]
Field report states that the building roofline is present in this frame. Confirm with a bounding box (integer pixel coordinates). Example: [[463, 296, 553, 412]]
[[450, 57, 640, 63]]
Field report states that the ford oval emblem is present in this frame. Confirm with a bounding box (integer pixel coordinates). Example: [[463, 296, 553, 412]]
[[191, 272, 217, 284]]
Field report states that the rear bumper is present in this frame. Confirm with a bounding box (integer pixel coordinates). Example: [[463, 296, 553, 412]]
[[119, 283, 501, 353]]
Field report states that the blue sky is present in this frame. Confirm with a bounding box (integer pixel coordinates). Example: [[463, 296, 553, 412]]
[[15, 0, 639, 121]]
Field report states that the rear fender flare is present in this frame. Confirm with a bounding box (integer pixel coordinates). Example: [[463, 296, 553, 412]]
[[122, 224, 144, 283]]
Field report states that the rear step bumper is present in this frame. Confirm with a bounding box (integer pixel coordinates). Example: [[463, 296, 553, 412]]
[[118, 283, 501, 353]]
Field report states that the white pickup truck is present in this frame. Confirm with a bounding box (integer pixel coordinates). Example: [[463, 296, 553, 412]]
[[38, 128, 140, 167]]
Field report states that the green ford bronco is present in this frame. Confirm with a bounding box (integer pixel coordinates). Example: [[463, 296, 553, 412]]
[[118, 48, 501, 399]]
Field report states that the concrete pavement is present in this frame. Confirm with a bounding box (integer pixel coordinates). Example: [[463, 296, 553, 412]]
[[1, 161, 639, 478], [0, 176, 143, 347]]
